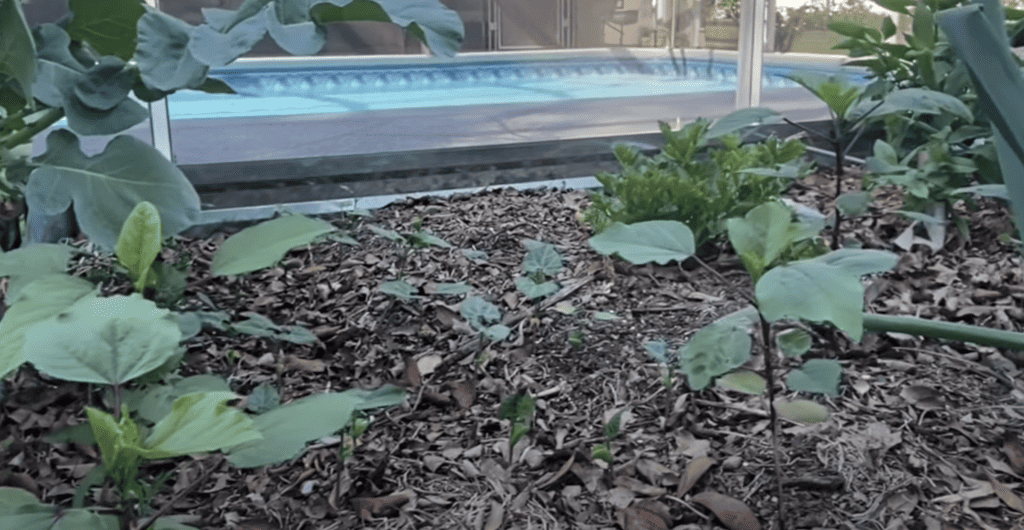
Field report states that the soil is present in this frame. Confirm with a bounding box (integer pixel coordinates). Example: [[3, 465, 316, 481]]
[[3, 168, 1024, 530]]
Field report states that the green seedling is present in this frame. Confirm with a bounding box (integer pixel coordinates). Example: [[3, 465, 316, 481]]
[[592, 408, 627, 465], [461, 295, 511, 343], [590, 202, 900, 529], [515, 240, 562, 300], [370, 223, 452, 300], [551, 301, 619, 351], [645, 339, 679, 388], [499, 392, 536, 462]]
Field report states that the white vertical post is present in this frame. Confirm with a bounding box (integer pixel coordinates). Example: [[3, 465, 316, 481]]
[[735, 0, 765, 109], [668, 0, 678, 50], [765, 0, 776, 52], [144, 0, 174, 161]]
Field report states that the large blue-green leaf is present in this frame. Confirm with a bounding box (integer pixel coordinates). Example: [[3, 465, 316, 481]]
[[787, 71, 864, 120], [26, 129, 201, 251], [67, 0, 147, 61], [189, 6, 272, 67], [680, 308, 758, 391], [31, 25, 147, 135], [848, 88, 972, 122], [135, 375, 232, 424], [24, 294, 183, 385], [0, 0, 36, 102], [706, 107, 782, 139], [0, 486, 120, 529], [726, 201, 800, 282], [786, 359, 842, 396], [0, 275, 97, 379], [134, 7, 210, 91], [288, 0, 464, 57], [589, 221, 695, 265], [522, 240, 563, 275], [140, 392, 261, 459], [940, 5, 1024, 244], [227, 386, 406, 468], [211, 215, 335, 276], [0, 244, 73, 300], [756, 261, 864, 340]]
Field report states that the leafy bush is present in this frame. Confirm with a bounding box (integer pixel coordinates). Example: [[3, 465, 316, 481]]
[[584, 119, 808, 245]]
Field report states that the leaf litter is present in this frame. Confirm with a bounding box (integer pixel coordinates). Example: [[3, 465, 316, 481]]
[[1, 173, 1023, 529]]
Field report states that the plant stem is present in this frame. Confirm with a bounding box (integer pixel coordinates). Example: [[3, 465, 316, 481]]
[[862, 313, 1024, 350], [113, 384, 122, 420], [0, 107, 65, 150], [758, 313, 787, 530]]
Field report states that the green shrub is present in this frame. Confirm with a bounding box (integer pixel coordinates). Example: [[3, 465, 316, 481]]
[[583, 120, 807, 245]]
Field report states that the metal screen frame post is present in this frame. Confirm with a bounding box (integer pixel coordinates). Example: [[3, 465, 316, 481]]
[[735, 0, 765, 109], [144, 0, 174, 161]]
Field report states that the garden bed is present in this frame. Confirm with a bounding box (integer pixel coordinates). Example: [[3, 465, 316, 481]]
[[3, 169, 1024, 530]]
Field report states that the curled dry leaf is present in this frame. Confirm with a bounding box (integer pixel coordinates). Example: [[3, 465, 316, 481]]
[[691, 491, 761, 530], [619, 500, 671, 530], [351, 490, 415, 520], [451, 379, 476, 409], [1000, 434, 1024, 475], [900, 385, 946, 410], [986, 471, 1024, 513], [677, 456, 715, 497]]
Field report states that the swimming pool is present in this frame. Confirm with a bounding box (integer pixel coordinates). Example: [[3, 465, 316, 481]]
[[167, 56, 821, 119]]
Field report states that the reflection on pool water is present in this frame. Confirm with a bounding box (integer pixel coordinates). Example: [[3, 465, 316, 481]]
[[165, 58, 823, 119]]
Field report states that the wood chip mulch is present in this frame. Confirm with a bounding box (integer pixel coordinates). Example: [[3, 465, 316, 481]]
[[3, 170, 1024, 530]]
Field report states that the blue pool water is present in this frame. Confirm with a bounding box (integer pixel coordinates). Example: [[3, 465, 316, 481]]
[[163, 58, 823, 120]]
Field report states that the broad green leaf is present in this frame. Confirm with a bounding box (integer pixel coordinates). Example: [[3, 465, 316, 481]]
[[604, 409, 626, 439], [881, 16, 897, 39], [514, 276, 559, 299], [940, 5, 1024, 243], [51, 508, 120, 530], [774, 398, 829, 423], [24, 294, 182, 385], [911, 0, 935, 49], [211, 215, 335, 276], [788, 72, 863, 119], [523, 241, 563, 275], [786, 359, 843, 396], [717, 370, 766, 395], [115, 201, 162, 292], [509, 422, 531, 450], [680, 318, 753, 391], [226, 386, 406, 468], [850, 88, 972, 122], [811, 249, 899, 277], [0, 244, 73, 300], [589, 221, 695, 265], [247, 382, 280, 414], [85, 405, 144, 491], [134, 8, 210, 91], [0, 0, 36, 101], [836, 192, 872, 217], [27, 129, 200, 251], [482, 324, 510, 342], [726, 201, 798, 281], [706, 107, 782, 139], [141, 392, 260, 459], [499, 392, 536, 422], [135, 375, 232, 424], [460, 296, 502, 329], [592, 443, 613, 464], [67, 0, 145, 60], [380, 280, 420, 300], [0, 486, 47, 514], [756, 261, 864, 340], [231, 313, 317, 344], [775, 328, 812, 357], [951, 184, 1009, 201], [0, 274, 96, 379], [150, 516, 201, 530]]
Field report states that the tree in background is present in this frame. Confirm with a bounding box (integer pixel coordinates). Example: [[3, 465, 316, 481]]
[[775, 0, 876, 52]]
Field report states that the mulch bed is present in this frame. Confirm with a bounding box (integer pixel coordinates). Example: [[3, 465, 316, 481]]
[[3, 168, 1024, 530]]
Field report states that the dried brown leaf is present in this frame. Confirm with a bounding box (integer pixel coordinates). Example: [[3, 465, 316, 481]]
[[987, 472, 1024, 513], [452, 379, 476, 409], [484, 500, 504, 530], [900, 385, 946, 410], [351, 491, 414, 520], [677, 456, 714, 497], [285, 356, 325, 373], [619, 500, 671, 530], [1001, 435, 1024, 475], [691, 491, 761, 530], [403, 353, 421, 387]]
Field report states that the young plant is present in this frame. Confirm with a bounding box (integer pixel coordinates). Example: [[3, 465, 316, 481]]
[[370, 222, 453, 300], [584, 108, 809, 245], [514, 240, 562, 300], [591, 408, 627, 466], [460, 295, 511, 343], [590, 202, 900, 529], [498, 392, 536, 463], [786, 70, 972, 246]]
